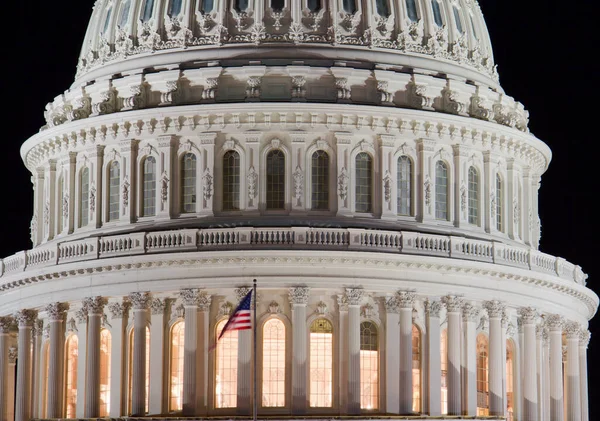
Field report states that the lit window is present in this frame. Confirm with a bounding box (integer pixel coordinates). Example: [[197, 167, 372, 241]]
[[57, 175, 64, 234], [128, 327, 150, 414], [223, 151, 241, 211], [266, 150, 285, 210], [412, 325, 421, 413], [108, 161, 120, 222], [168, 0, 182, 17], [397, 156, 412, 216], [80, 167, 90, 227], [234, 0, 249, 12], [476, 334, 489, 416], [311, 151, 329, 211], [468, 166, 479, 225], [310, 319, 333, 407], [435, 161, 449, 220], [215, 319, 238, 408], [118, 0, 131, 27], [376, 0, 390, 17], [262, 319, 286, 407], [271, 0, 285, 12], [342, 0, 357, 14], [441, 329, 447, 415], [360, 321, 378, 410], [170, 321, 185, 411], [181, 153, 197, 213], [102, 8, 112, 34], [453, 6, 463, 34], [406, 0, 418, 21], [143, 156, 156, 217], [307, 0, 322, 12], [99, 329, 112, 416], [199, 0, 214, 13], [141, 0, 155, 22], [431, 0, 443, 27], [355, 153, 373, 213], [65, 335, 78, 418], [496, 174, 503, 232], [507, 340, 515, 421]]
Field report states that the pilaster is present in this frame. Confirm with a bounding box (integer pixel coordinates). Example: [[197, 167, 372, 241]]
[[156, 136, 175, 219], [31, 320, 43, 419], [518, 307, 539, 421], [335, 132, 352, 215], [32, 169, 45, 246], [564, 322, 581, 421], [483, 300, 505, 416], [244, 132, 261, 212], [346, 288, 364, 414], [149, 298, 168, 415], [546, 314, 564, 421], [75, 308, 88, 417], [14, 309, 38, 421], [397, 291, 416, 414], [128, 292, 151, 416], [289, 286, 309, 414], [462, 303, 479, 415], [416, 139, 436, 222], [384, 297, 400, 414], [337, 294, 348, 414], [522, 167, 533, 246], [43, 160, 57, 241], [441, 295, 463, 415], [119, 139, 138, 222], [84, 296, 107, 418], [380, 135, 396, 219], [290, 132, 307, 212], [198, 132, 216, 216], [453, 145, 470, 228]]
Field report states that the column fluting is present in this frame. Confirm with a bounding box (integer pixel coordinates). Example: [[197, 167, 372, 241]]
[[484, 301, 505, 416], [45, 302, 69, 418], [0, 317, 13, 421], [546, 314, 564, 421], [129, 292, 151, 416], [14, 309, 37, 421], [564, 322, 581, 421], [84, 296, 107, 418], [519, 307, 539, 421], [579, 330, 590, 421], [425, 300, 442, 416], [442, 295, 463, 416], [289, 287, 309, 414], [462, 303, 479, 416], [398, 291, 415, 414], [346, 288, 364, 414]]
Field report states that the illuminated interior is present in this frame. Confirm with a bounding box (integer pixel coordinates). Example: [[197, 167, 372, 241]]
[[441, 329, 448, 414], [476, 333, 490, 416], [261, 318, 286, 407], [215, 319, 238, 408], [359, 321, 378, 410], [412, 325, 421, 412], [309, 318, 333, 408], [169, 321, 185, 411], [64, 335, 78, 418]]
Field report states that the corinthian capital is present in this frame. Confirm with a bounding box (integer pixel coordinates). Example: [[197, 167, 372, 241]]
[[384, 297, 399, 314], [151, 298, 168, 315], [83, 296, 108, 315], [441, 295, 464, 313], [517, 307, 538, 324], [544, 314, 564, 331], [396, 291, 416, 309], [425, 300, 442, 318], [0, 317, 14, 333], [579, 330, 591, 348], [45, 302, 70, 321], [462, 303, 480, 322], [345, 288, 365, 306], [14, 309, 38, 327], [108, 301, 131, 319], [180, 288, 210, 307], [483, 300, 506, 318], [289, 286, 310, 305], [563, 321, 581, 339], [128, 292, 152, 310]]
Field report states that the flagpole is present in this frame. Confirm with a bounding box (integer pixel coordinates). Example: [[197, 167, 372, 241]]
[[252, 278, 258, 421]]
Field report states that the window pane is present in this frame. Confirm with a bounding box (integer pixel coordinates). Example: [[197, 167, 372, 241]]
[[435, 161, 448, 220], [102, 8, 112, 34], [468, 167, 479, 225], [223, 151, 241, 211], [406, 0, 418, 21], [142, 0, 155, 22], [170, 322, 185, 411], [199, 0, 214, 13], [310, 319, 333, 407], [507, 341, 515, 421], [412, 325, 421, 412], [376, 0, 390, 17], [453, 6, 463, 34], [355, 153, 372, 213], [476, 334, 489, 416], [360, 322, 378, 409], [397, 156, 412, 216], [441, 329, 447, 415], [266, 150, 285, 210], [119, 0, 131, 27], [271, 0, 285, 11], [99, 329, 112, 416], [311, 151, 329, 211], [109, 161, 120, 221], [431, 0, 443, 27], [181, 153, 197, 213], [65, 336, 78, 418], [262, 319, 286, 407], [234, 0, 249, 12], [81, 167, 89, 227], [143, 157, 156, 217], [342, 0, 357, 13], [168, 0, 182, 16], [496, 174, 503, 232], [216, 319, 238, 408], [307, 0, 322, 12]]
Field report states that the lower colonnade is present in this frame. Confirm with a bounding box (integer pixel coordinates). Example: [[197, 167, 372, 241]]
[[0, 288, 590, 421]]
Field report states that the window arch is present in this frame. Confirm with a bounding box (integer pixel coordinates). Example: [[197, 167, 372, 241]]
[[215, 319, 238, 408], [452, 5, 464, 34], [468, 166, 479, 225], [441, 329, 447, 415], [360, 321, 378, 410], [181, 153, 197, 213], [168, 0, 183, 16], [355, 153, 373, 213], [118, 0, 132, 27], [266, 150, 285, 210], [496, 174, 503, 232], [108, 161, 120, 222], [309, 318, 333, 407], [99, 328, 112, 417], [57, 174, 64, 235], [141, 0, 155, 22], [262, 318, 286, 407], [142, 156, 157, 217], [435, 161, 449, 220], [476, 333, 489, 416], [128, 327, 150, 414], [234, 0, 249, 12], [311, 150, 329, 211], [199, 0, 214, 13], [412, 325, 421, 413], [223, 151, 241, 211], [376, 0, 390, 17], [65, 335, 78, 418], [342, 0, 357, 14], [406, 0, 418, 21], [169, 321, 185, 411], [80, 167, 90, 227], [397, 156, 412, 216], [431, 0, 443, 27], [307, 0, 322, 12], [506, 340, 515, 421]]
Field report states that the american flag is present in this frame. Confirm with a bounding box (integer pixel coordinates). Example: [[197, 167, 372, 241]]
[[215, 289, 253, 345]]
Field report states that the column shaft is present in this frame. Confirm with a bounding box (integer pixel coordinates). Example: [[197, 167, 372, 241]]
[[549, 323, 564, 421], [447, 311, 462, 415], [523, 321, 538, 420], [543, 337, 550, 421], [31, 324, 43, 419], [0, 330, 9, 421], [131, 308, 148, 416], [291, 301, 307, 413], [47, 319, 65, 418], [385, 303, 400, 414], [85, 313, 102, 417], [579, 335, 589, 421], [338, 306, 348, 413], [399, 306, 413, 414], [536, 328, 543, 420], [237, 329, 252, 414], [183, 305, 199, 415], [15, 321, 33, 421], [462, 311, 477, 415], [149, 302, 166, 415], [75, 312, 88, 418], [426, 303, 441, 416], [347, 304, 361, 414], [108, 314, 126, 417], [489, 316, 503, 415], [565, 329, 581, 421]]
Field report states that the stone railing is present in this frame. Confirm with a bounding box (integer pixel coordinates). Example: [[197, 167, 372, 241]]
[[0, 227, 587, 287]]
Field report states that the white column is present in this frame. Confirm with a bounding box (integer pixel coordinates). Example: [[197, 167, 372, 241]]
[[84, 296, 107, 418], [45, 303, 69, 418], [346, 288, 364, 414], [543, 329, 551, 421], [338, 296, 348, 414], [236, 287, 252, 415], [149, 298, 167, 415], [425, 300, 442, 416], [198, 294, 212, 414], [75, 308, 88, 417], [462, 303, 479, 416], [0, 317, 12, 421], [518, 319, 525, 421], [129, 292, 151, 416], [484, 301, 505, 416], [289, 287, 309, 414], [579, 330, 590, 421], [385, 297, 400, 414], [417, 139, 436, 222], [107, 301, 130, 417], [442, 295, 462, 416], [537, 324, 544, 420], [397, 291, 415, 414], [501, 313, 508, 418], [519, 307, 539, 421], [31, 320, 43, 419], [14, 310, 37, 421], [564, 322, 581, 421], [546, 314, 564, 421]]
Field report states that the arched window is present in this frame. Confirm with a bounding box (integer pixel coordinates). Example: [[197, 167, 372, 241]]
[[118, 0, 131, 27], [506, 340, 515, 421], [141, 0, 155, 22], [271, 0, 285, 11], [199, 0, 214, 13], [360, 321, 378, 410], [355, 153, 373, 213], [496, 174, 503, 232], [234, 0, 249, 12], [412, 325, 421, 413], [435, 161, 449, 220], [99, 329, 112, 417], [108, 161, 120, 222], [80, 167, 90, 227], [57, 175, 64, 234], [223, 151, 241, 211], [170, 321, 185, 411], [181, 153, 197, 213], [342, 0, 357, 14], [453, 5, 463, 34], [311, 151, 329, 211], [262, 319, 286, 407], [476, 334, 489, 416], [397, 156, 412, 216], [102, 7, 112, 34], [215, 319, 238, 408], [142, 156, 156, 217], [441, 329, 447, 415], [168, 0, 183, 16], [266, 150, 285, 210], [128, 327, 150, 414], [431, 0, 443, 27], [307, 0, 322, 12], [309, 318, 333, 407], [468, 166, 479, 225], [376, 0, 390, 17], [65, 335, 78, 418], [406, 0, 418, 21]]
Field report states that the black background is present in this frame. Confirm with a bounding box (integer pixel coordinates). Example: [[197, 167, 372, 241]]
[[2, 1, 598, 415]]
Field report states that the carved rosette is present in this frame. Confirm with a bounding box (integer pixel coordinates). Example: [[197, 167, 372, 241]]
[[128, 292, 152, 310], [579, 330, 591, 348], [441, 295, 464, 313], [45, 302, 70, 321], [517, 307, 539, 324], [462, 303, 480, 322], [425, 300, 442, 318], [384, 297, 399, 314], [563, 321, 581, 339], [288, 286, 310, 305], [0, 316, 14, 334], [151, 298, 168, 315], [483, 300, 506, 319], [108, 301, 130, 319], [396, 291, 416, 309], [345, 288, 365, 306], [84, 296, 108, 316], [15, 309, 38, 327]]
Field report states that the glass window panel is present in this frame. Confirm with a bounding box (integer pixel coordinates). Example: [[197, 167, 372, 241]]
[[412, 325, 421, 412], [311, 151, 329, 211], [441, 329, 447, 415], [234, 0, 249, 12], [128, 327, 150, 414], [453, 6, 464, 34], [102, 8, 112, 34], [108, 161, 120, 222], [181, 153, 197, 213], [216, 319, 238, 408], [65, 336, 78, 418], [199, 0, 214, 13], [307, 0, 322, 12], [141, 0, 155, 22], [496, 174, 503, 232], [342, 0, 357, 14], [360, 322, 378, 409], [507, 341, 515, 421], [468, 166, 479, 225], [435, 161, 449, 220], [355, 153, 372, 213], [80, 167, 89, 227], [262, 319, 286, 407], [405, 0, 418, 21], [310, 319, 333, 407], [397, 156, 412, 216], [431, 0, 443, 27], [476, 334, 489, 416], [170, 321, 185, 411], [271, 0, 285, 11], [99, 329, 112, 416], [223, 151, 241, 211], [266, 150, 285, 210], [119, 0, 131, 27], [143, 157, 156, 217], [376, 0, 390, 17], [168, 0, 182, 16]]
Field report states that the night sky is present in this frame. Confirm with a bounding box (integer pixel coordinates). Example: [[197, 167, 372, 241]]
[[3, 0, 598, 416]]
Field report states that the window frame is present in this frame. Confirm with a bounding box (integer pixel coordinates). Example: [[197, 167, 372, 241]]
[[307, 316, 336, 410], [260, 141, 291, 214], [396, 155, 414, 217], [354, 152, 374, 215], [259, 315, 290, 411], [467, 166, 480, 226], [168, 319, 185, 412], [435, 160, 451, 222], [140, 155, 157, 218], [359, 320, 380, 411]]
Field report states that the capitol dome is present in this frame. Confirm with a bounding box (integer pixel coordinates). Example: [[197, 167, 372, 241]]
[[0, 1, 594, 421]]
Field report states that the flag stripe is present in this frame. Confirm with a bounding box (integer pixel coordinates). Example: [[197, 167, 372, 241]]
[[216, 290, 253, 341]]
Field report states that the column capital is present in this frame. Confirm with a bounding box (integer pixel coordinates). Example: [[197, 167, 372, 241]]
[[542, 328, 549, 346], [441, 295, 464, 313], [425, 299, 443, 317], [289, 286, 310, 305], [9, 346, 18, 364], [235, 286, 252, 302], [536, 324, 546, 339], [44, 302, 70, 321], [483, 300, 506, 318], [128, 292, 152, 310], [579, 330, 591, 348], [517, 306, 538, 324], [0, 316, 15, 333], [14, 309, 38, 327], [345, 288, 365, 306], [83, 296, 108, 315], [180, 288, 211, 308], [75, 307, 88, 323], [151, 298, 169, 315], [544, 313, 564, 331], [396, 291, 416, 309], [462, 303, 480, 322], [108, 300, 131, 319], [384, 296, 399, 314], [563, 321, 581, 339]]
